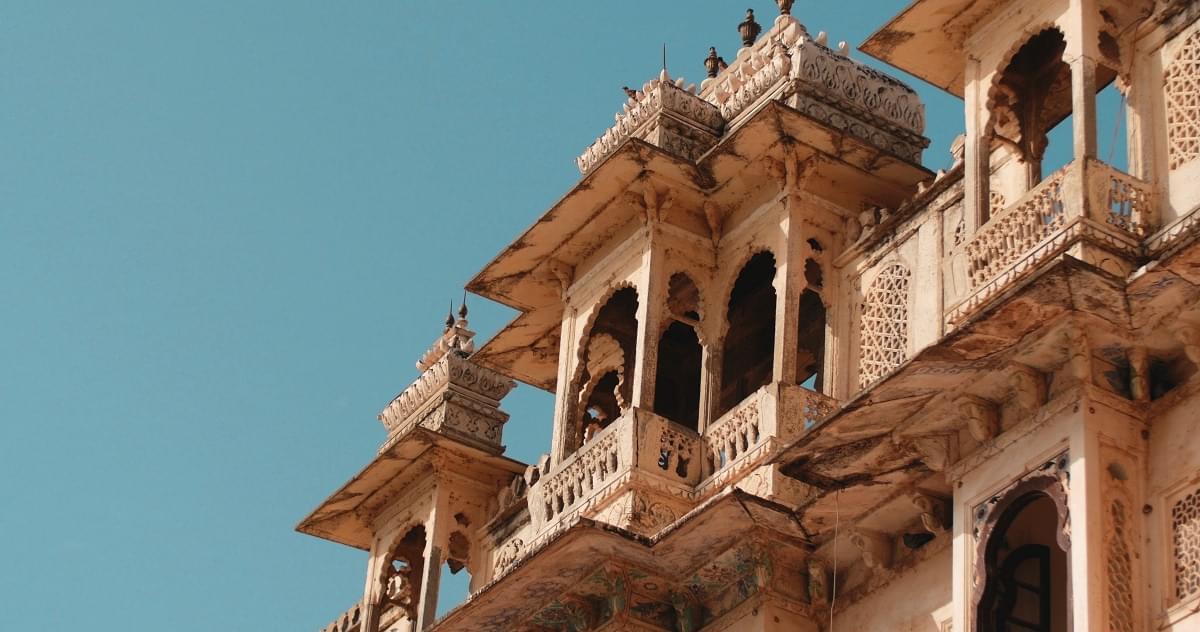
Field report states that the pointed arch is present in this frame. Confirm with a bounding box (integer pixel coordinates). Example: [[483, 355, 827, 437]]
[[569, 285, 639, 453], [654, 272, 704, 430], [718, 251, 777, 416]]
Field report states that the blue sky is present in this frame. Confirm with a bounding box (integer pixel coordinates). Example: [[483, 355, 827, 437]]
[[0, 2, 1122, 630]]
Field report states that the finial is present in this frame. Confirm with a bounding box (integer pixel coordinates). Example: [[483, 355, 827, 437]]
[[738, 9, 762, 47], [444, 301, 456, 331], [458, 292, 468, 320], [622, 86, 637, 99], [704, 47, 727, 78], [776, 0, 794, 15]]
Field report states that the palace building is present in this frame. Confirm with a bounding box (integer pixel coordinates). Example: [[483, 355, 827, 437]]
[[298, 0, 1200, 630]]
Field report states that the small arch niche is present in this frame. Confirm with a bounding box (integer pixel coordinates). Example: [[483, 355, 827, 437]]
[[718, 252, 777, 416], [654, 273, 703, 430], [379, 525, 427, 624], [573, 287, 639, 452], [986, 27, 1122, 221], [977, 493, 1070, 632]]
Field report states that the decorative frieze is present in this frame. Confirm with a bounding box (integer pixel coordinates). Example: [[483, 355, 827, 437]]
[[576, 70, 723, 174], [378, 352, 516, 449]]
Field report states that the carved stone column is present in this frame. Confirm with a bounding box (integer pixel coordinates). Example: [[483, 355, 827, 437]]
[[1069, 55, 1099, 161], [631, 205, 669, 410]]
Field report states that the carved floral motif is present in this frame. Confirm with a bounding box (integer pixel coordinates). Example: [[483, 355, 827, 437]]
[[378, 353, 516, 434]]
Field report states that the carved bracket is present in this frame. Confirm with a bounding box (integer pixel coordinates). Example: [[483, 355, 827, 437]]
[[1174, 323, 1200, 367], [847, 528, 893, 571], [1008, 364, 1047, 416], [959, 396, 999, 443], [912, 494, 947, 534]]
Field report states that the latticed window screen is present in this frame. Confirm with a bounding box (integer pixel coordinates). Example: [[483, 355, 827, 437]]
[[859, 263, 911, 387], [1165, 30, 1200, 170], [1172, 485, 1200, 602], [1107, 500, 1135, 632]]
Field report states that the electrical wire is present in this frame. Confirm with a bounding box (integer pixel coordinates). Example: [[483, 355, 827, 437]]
[[828, 488, 840, 632]]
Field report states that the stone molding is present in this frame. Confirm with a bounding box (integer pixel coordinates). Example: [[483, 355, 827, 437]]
[[377, 352, 516, 449]]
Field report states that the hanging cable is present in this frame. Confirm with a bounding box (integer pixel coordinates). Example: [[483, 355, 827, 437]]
[[828, 488, 840, 632]]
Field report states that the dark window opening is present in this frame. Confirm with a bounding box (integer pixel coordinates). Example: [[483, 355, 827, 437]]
[[796, 288, 826, 392], [718, 252, 777, 416], [653, 321, 702, 430], [978, 494, 1069, 632]]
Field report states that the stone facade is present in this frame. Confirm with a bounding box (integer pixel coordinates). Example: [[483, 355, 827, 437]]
[[299, 1, 1200, 630]]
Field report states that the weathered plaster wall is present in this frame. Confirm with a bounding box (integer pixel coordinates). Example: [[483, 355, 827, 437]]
[[1148, 385, 1200, 630], [831, 546, 952, 632]]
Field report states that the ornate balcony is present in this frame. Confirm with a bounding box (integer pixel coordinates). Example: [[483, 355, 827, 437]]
[[527, 408, 702, 536], [700, 383, 836, 489], [949, 158, 1155, 323]]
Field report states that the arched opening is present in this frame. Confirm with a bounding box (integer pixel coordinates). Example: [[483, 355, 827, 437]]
[[718, 252, 777, 416], [991, 29, 1070, 181], [574, 287, 639, 452], [796, 287, 826, 391], [377, 525, 427, 628], [977, 493, 1070, 632], [435, 531, 472, 620], [653, 273, 703, 431], [986, 27, 1121, 222], [654, 322, 702, 429]]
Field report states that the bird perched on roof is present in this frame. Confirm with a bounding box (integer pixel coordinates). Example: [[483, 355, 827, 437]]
[[622, 86, 638, 99]]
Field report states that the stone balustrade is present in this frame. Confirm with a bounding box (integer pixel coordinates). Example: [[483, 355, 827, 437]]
[[1093, 161, 1154, 237], [950, 158, 1155, 323], [320, 602, 364, 632], [528, 409, 702, 533], [702, 383, 836, 481]]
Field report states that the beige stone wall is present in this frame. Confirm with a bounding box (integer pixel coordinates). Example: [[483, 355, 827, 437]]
[[831, 547, 952, 632], [1147, 385, 1200, 629]]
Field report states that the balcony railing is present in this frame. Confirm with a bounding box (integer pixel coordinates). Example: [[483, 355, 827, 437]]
[[528, 409, 701, 533], [320, 602, 363, 632], [702, 384, 836, 480], [951, 158, 1154, 322]]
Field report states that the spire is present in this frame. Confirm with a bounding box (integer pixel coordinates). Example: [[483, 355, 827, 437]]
[[738, 9, 762, 48], [704, 47, 727, 78]]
